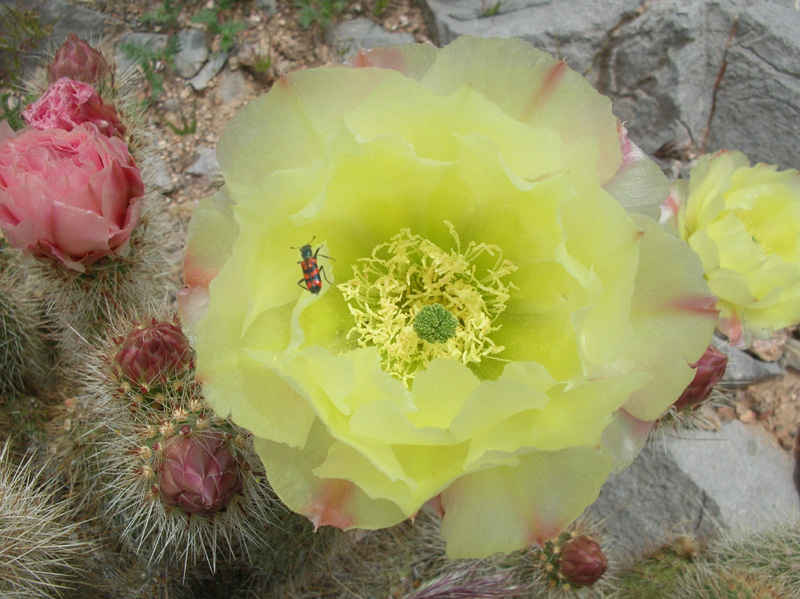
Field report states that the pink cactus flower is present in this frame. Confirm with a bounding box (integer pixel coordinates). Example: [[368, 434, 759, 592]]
[[558, 534, 608, 587], [23, 78, 126, 140], [157, 429, 243, 515], [672, 344, 728, 411], [114, 320, 193, 390], [0, 123, 143, 272], [47, 33, 112, 86]]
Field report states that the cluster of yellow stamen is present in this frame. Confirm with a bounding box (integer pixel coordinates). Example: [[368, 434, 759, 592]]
[[338, 223, 517, 385]]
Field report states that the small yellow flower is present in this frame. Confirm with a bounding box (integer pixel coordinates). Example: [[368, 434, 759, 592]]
[[180, 37, 717, 558], [666, 150, 800, 347]]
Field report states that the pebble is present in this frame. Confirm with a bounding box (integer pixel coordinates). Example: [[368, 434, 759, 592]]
[[714, 336, 786, 386], [189, 51, 230, 91], [254, 0, 278, 17], [325, 18, 416, 60], [173, 29, 209, 79], [186, 147, 221, 178], [216, 69, 251, 107], [739, 409, 756, 424]]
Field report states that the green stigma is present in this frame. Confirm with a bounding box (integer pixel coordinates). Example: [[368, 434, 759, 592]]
[[338, 222, 517, 385], [413, 304, 458, 343]]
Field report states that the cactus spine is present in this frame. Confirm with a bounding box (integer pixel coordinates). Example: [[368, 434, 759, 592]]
[[0, 441, 95, 598]]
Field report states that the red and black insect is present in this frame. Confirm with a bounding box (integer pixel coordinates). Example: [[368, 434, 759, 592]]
[[292, 238, 333, 294]]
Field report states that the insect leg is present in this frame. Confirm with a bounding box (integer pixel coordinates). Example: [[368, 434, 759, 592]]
[[319, 265, 332, 284]]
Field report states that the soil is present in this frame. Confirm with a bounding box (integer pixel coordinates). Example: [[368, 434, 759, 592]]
[[10, 0, 800, 461], [717, 328, 800, 454], [96, 0, 431, 206]]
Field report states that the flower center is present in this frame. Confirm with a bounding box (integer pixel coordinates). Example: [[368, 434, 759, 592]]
[[413, 303, 458, 343], [338, 223, 517, 385]]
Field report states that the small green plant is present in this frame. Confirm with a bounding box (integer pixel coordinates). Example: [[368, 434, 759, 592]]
[[480, 0, 503, 17], [294, 0, 346, 29], [374, 0, 389, 15], [161, 100, 198, 136], [192, 3, 248, 53], [119, 35, 180, 101], [254, 48, 272, 74], [140, 0, 182, 30], [0, 2, 53, 84]]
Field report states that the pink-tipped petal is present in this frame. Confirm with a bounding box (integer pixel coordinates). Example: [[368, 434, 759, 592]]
[[182, 187, 237, 283], [623, 214, 719, 420], [603, 124, 669, 219], [602, 408, 654, 473], [439, 447, 612, 558], [253, 422, 408, 531], [180, 187, 238, 329], [521, 60, 567, 121], [347, 43, 437, 80]]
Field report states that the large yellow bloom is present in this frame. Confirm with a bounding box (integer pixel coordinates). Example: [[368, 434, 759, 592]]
[[665, 150, 800, 347], [180, 37, 717, 558]]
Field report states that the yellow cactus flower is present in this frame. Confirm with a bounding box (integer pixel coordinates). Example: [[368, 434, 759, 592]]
[[665, 150, 800, 347], [180, 36, 717, 558]]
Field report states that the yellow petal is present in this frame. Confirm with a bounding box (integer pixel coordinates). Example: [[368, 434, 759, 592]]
[[255, 422, 408, 529], [439, 447, 612, 558]]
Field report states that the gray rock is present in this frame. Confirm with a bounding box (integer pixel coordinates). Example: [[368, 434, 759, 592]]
[[713, 337, 785, 385], [187, 147, 221, 178], [780, 337, 800, 373], [708, 1, 800, 169], [668, 421, 798, 531], [589, 436, 723, 557], [590, 420, 799, 558], [37, 0, 123, 48], [173, 29, 208, 79], [0, 0, 122, 78], [189, 51, 229, 91], [605, 0, 747, 157], [418, 0, 643, 84], [326, 18, 415, 60], [216, 68, 250, 106], [254, 0, 277, 17], [420, 0, 800, 167], [116, 32, 170, 75]]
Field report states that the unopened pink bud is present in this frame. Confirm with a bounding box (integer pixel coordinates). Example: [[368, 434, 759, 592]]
[[47, 33, 112, 86], [673, 345, 727, 411], [558, 535, 607, 587], [114, 321, 192, 389], [157, 430, 243, 515]]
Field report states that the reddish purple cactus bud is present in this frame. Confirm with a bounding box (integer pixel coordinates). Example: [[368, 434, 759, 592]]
[[114, 320, 192, 389], [47, 33, 112, 85], [558, 534, 608, 588], [156, 430, 243, 515], [673, 345, 728, 411]]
